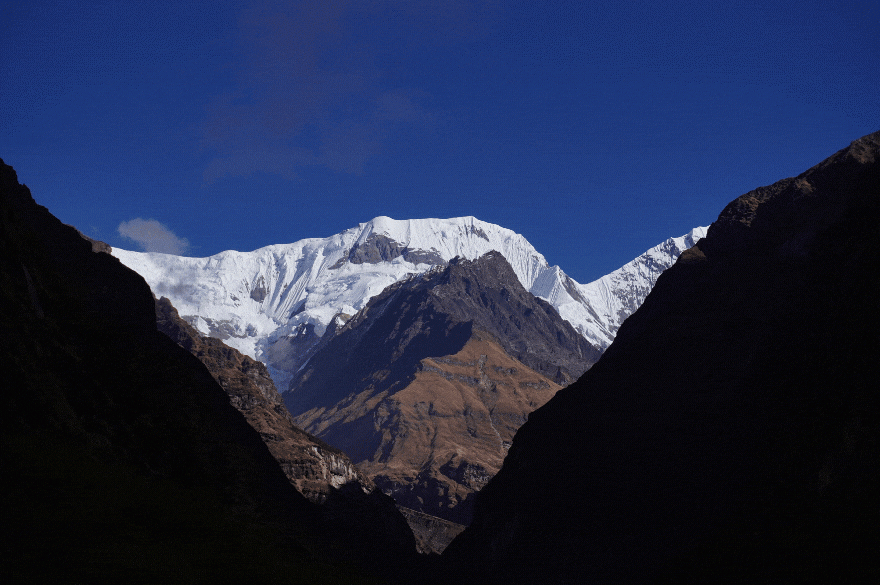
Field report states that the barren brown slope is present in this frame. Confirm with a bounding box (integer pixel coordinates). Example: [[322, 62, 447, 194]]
[[285, 252, 598, 529], [153, 296, 421, 569], [319, 332, 562, 524]]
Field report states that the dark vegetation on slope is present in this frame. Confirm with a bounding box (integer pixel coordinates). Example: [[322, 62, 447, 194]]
[[442, 131, 880, 583], [155, 297, 419, 564], [0, 158, 422, 584]]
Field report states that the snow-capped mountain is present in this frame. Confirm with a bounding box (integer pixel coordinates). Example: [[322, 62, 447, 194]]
[[542, 226, 707, 348], [113, 216, 706, 388]]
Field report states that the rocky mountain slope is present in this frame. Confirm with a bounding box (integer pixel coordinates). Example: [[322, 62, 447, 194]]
[[0, 158, 421, 583], [154, 295, 423, 561], [155, 296, 376, 502], [442, 131, 880, 583], [285, 252, 601, 530], [113, 217, 705, 390]]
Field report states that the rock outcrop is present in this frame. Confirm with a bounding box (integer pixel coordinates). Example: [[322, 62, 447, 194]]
[[398, 507, 467, 556], [442, 131, 880, 583], [338, 233, 448, 267]]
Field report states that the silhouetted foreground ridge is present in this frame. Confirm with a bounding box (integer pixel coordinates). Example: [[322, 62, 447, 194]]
[[4, 128, 878, 584], [0, 158, 420, 584], [443, 131, 880, 583]]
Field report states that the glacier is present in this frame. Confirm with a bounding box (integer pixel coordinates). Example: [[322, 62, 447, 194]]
[[113, 216, 706, 390]]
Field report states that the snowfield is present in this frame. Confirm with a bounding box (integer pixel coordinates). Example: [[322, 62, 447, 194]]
[[114, 216, 706, 389]]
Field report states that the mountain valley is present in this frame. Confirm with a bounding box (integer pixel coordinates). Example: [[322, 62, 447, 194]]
[[113, 209, 705, 546], [5, 129, 877, 583]]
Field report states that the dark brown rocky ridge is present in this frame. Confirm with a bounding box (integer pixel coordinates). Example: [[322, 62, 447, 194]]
[[0, 158, 422, 583], [155, 296, 377, 501], [442, 131, 880, 583], [154, 295, 421, 566]]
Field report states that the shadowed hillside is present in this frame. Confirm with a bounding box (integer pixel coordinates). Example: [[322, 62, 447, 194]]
[[0, 158, 420, 584], [443, 131, 880, 583]]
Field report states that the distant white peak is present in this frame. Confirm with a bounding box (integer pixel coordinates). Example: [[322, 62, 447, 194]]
[[113, 215, 708, 393], [686, 226, 708, 242], [362, 215, 401, 236], [356, 215, 489, 241]]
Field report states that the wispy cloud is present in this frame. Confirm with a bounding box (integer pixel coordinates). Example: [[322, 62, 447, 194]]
[[118, 219, 190, 255], [200, 0, 497, 184]]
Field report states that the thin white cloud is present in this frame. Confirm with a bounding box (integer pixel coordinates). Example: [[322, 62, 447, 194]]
[[118, 218, 190, 255], [200, 0, 488, 184]]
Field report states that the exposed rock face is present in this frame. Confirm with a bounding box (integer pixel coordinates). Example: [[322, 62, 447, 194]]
[[340, 233, 448, 267], [249, 274, 268, 301], [442, 131, 880, 583], [0, 158, 420, 583], [285, 252, 601, 532], [155, 296, 377, 501]]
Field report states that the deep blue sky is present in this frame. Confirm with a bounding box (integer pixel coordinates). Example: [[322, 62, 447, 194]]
[[2, 1, 877, 283]]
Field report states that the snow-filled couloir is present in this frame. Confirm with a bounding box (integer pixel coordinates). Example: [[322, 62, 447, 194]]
[[113, 216, 706, 390]]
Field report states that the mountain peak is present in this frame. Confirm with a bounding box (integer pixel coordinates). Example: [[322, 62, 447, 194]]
[[285, 249, 601, 529], [114, 216, 705, 392]]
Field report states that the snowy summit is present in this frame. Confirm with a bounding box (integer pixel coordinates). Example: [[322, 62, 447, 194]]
[[113, 216, 706, 390]]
